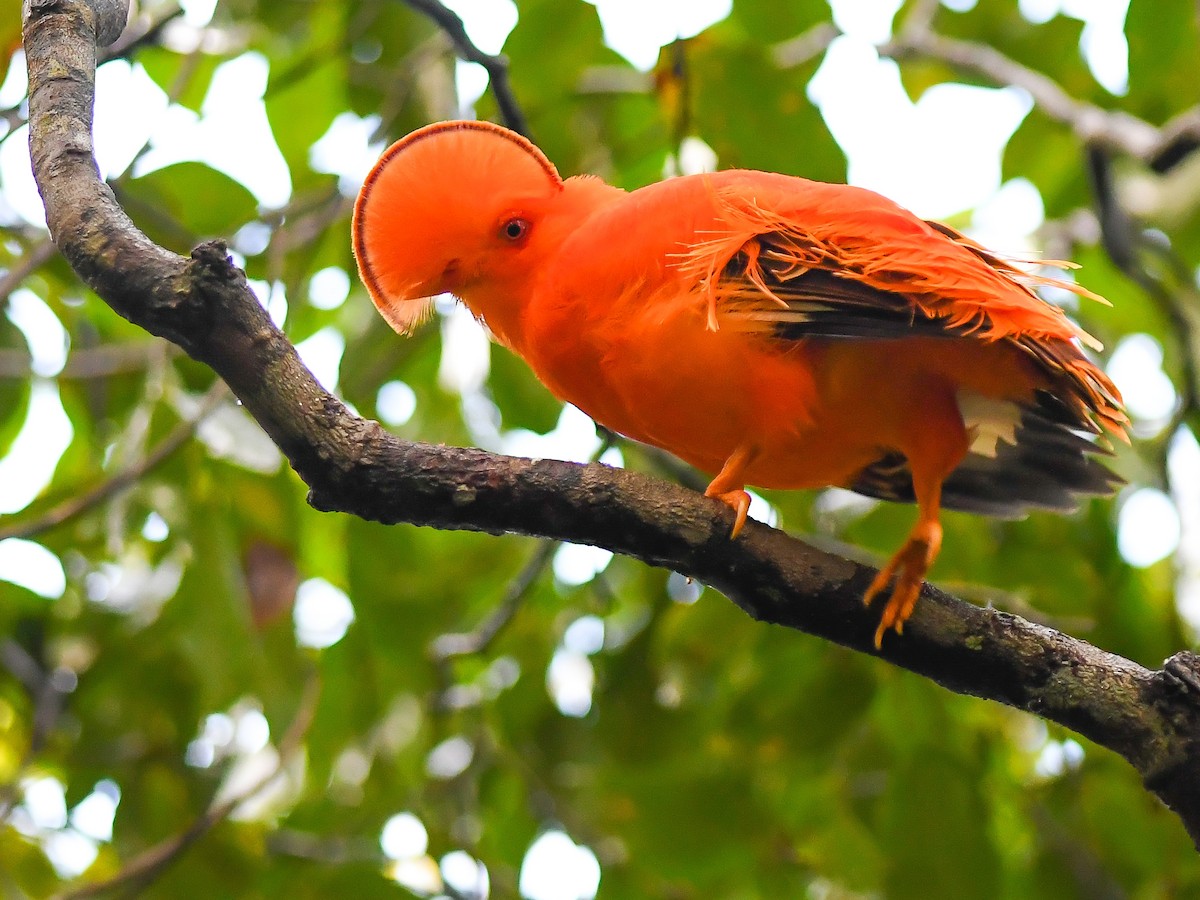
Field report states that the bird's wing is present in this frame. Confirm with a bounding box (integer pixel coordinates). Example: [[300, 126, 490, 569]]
[[680, 178, 1100, 345], [677, 177, 1126, 437]]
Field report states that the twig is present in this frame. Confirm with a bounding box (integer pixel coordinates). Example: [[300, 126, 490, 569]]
[[0, 342, 175, 379], [57, 671, 321, 900], [899, 0, 942, 36], [0, 381, 228, 542], [660, 39, 691, 153], [399, 0, 528, 136], [0, 240, 60, 308], [266, 830, 383, 864], [267, 193, 353, 266], [427, 430, 621, 707], [265, 189, 353, 308], [270, 827, 490, 900], [771, 21, 839, 70], [429, 538, 558, 663], [1152, 105, 1200, 173], [620, 438, 708, 493], [881, 29, 1162, 161], [934, 580, 1096, 635], [258, 184, 346, 229], [110, 20, 206, 185], [428, 430, 616, 667], [1030, 805, 1129, 900], [98, 5, 183, 63], [0, 105, 27, 145]]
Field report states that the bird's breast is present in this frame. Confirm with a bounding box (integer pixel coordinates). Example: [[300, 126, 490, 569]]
[[523, 284, 860, 483]]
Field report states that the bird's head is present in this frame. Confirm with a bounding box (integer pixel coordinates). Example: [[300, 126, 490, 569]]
[[352, 120, 565, 341]]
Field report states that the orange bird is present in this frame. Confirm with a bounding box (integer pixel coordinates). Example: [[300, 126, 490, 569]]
[[352, 120, 1126, 648]]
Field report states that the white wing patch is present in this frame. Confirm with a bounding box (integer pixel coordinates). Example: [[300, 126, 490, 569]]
[[957, 390, 1021, 459]]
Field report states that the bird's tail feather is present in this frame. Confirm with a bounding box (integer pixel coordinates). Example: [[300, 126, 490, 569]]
[[848, 390, 1123, 518]]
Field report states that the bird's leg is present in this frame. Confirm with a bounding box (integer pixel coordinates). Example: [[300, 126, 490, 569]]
[[864, 399, 967, 648], [864, 503, 943, 649], [705, 445, 759, 538]]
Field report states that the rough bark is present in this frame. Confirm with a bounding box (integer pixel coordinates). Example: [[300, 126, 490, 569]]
[[22, 0, 1200, 850]]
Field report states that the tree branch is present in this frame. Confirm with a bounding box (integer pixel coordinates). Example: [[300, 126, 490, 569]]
[[881, 27, 1167, 162], [430, 538, 558, 665], [0, 239, 59, 308], [778, 15, 1200, 173], [22, 0, 1200, 849], [771, 22, 839, 70], [0, 341, 176, 379]]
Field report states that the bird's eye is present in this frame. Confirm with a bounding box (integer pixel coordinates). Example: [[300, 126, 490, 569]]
[[501, 217, 529, 242]]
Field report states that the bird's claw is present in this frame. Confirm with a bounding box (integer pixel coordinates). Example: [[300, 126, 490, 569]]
[[863, 528, 938, 649], [707, 488, 751, 539]]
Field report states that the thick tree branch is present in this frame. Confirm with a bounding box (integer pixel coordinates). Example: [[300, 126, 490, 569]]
[[22, 0, 1200, 849]]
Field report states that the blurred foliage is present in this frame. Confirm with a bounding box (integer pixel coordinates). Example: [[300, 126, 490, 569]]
[[2, 0, 1200, 897]]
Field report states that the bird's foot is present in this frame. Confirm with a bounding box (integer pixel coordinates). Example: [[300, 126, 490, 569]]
[[705, 486, 751, 539], [704, 446, 758, 539], [863, 520, 941, 649]]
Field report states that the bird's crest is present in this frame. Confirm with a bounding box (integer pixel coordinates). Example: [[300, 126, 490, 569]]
[[353, 120, 563, 334]]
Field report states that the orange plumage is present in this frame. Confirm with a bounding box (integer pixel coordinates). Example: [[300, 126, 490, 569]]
[[353, 120, 1127, 648]]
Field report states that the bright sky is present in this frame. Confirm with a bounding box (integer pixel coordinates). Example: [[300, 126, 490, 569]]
[[4, 0, 1194, 890]]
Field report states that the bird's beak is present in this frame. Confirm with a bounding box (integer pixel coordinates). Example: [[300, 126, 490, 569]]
[[353, 159, 465, 335]]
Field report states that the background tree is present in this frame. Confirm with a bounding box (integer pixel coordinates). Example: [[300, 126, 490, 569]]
[[4, 0, 1200, 897]]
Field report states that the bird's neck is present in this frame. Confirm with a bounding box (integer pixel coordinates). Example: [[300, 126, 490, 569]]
[[467, 280, 530, 352]]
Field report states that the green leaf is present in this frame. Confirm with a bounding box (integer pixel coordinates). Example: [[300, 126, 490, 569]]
[[125, 163, 259, 244], [878, 750, 1003, 899], [265, 8, 349, 189], [691, 35, 844, 182], [730, 0, 830, 43], [137, 47, 223, 113], [1126, 0, 1200, 121], [0, 368, 29, 463], [0, 825, 60, 896], [488, 346, 563, 434]]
